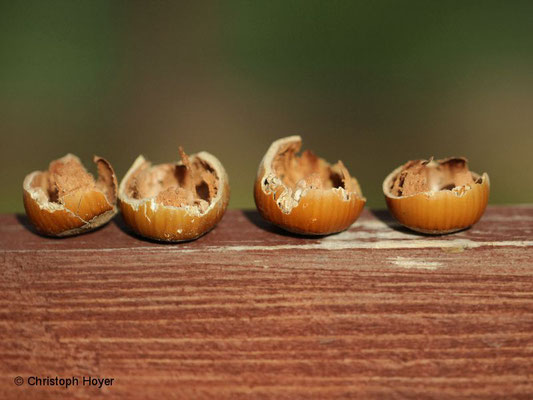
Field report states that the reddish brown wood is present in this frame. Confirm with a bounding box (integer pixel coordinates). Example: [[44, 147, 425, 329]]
[[1, 206, 533, 399]]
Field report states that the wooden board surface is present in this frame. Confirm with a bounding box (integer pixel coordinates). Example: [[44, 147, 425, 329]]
[[1, 206, 533, 399]]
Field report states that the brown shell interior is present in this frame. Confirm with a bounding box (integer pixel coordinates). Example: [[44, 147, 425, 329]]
[[30, 156, 116, 206], [124, 148, 219, 213], [388, 158, 482, 197], [271, 140, 360, 194]]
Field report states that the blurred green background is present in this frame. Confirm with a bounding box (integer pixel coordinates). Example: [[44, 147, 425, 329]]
[[2, 0, 532, 213]]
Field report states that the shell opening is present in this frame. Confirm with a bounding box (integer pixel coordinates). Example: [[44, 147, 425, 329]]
[[389, 157, 481, 197], [28, 155, 115, 207], [269, 139, 360, 194], [124, 147, 219, 214]]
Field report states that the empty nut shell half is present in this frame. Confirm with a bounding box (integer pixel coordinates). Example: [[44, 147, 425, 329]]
[[383, 157, 490, 234], [118, 147, 229, 242], [254, 135, 366, 235], [23, 154, 118, 236]]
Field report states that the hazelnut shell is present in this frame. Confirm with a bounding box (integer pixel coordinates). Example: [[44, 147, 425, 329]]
[[118, 151, 229, 242], [383, 158, 490, 234], [22, 155, 118, 237], [254, 136, 366, 235]]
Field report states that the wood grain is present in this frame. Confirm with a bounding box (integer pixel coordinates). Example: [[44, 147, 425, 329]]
[[1, 206, 532, 399]]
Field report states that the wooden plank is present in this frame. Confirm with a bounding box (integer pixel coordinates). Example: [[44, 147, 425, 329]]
[[1, 206, 532, 399]]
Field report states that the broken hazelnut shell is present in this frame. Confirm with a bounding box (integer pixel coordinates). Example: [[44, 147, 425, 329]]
[[23, 154, 118, 237], [383, 157, 490, 234], [118, 148, 229, 242], [254, 136, 366, 235]]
